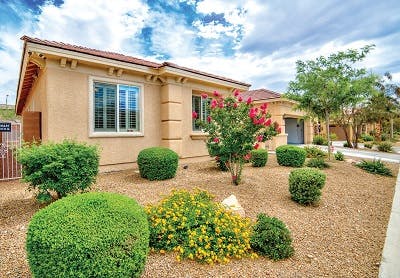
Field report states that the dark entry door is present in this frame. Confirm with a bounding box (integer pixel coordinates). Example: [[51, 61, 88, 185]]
[[285, 118, 304, 144]]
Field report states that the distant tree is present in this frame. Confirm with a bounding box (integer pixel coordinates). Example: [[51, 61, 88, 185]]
[[375, 72, 400, 139], [286, 45, 374, 157], [333, 74, 379, 148]]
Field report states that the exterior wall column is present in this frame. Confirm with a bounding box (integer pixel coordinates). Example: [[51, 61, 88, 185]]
[[160, 83, 183, 156], [270, 114, 288, 149], [304, 119, 313, 144]]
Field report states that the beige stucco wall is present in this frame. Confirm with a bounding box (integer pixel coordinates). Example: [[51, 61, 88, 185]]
[[33, 59, 161, 165], [254, 99, 313, 149]]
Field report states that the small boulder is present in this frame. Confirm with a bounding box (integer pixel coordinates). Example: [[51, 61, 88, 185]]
[[222, 195, 245, 217]]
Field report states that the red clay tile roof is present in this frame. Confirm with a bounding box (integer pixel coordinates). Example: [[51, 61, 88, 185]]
[[21, 35, 162, 68], [20, 36, 250, 87], [241, 88, 281, 101]]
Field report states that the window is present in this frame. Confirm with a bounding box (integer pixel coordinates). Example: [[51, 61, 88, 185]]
[[192, 95, 210, 131], [93, 81, 141, 133]]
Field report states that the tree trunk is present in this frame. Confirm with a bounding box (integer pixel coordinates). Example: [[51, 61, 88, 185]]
[[325, 111, 331, 160], [390, 117, 394, 139], [376, 121, 382, 142], [341, 125, 352, 147]]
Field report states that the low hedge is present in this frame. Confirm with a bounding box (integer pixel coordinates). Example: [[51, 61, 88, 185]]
[[18, 140, 99, 203], [250, 213, 294, 260], [289, 168, 326, 205], [251, 149, 268, 167], [137, 147, 179, 180], [275, 145, 306, 167], [26, 192, 149, 278]]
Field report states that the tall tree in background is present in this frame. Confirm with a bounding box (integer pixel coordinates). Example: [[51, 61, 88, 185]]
[[334, 74, 379, 148], [286, 45, 374, 158], [376, 72, 400, 139]]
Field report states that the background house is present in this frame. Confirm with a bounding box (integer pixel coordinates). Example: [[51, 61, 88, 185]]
[[241, 89, 313, 149]]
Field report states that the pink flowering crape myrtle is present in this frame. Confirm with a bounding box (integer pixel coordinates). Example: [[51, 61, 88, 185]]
[[193, 91, 279, 185]]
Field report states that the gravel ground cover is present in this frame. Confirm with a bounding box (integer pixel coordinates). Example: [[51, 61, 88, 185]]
[[0, 155, 398, 278]]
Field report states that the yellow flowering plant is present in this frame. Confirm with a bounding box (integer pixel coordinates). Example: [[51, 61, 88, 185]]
[[145, 189, 258, 264]]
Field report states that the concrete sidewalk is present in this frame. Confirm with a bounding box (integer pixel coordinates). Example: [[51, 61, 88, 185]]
[[379, 167, 400, 277], [302, 142, 400, 163]]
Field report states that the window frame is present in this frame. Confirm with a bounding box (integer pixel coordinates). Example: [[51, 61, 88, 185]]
[[88, 76, 144, 137], [191, 94, 210, 133]]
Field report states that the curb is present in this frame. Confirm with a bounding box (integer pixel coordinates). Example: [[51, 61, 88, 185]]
[[379, 166, 400, 277]]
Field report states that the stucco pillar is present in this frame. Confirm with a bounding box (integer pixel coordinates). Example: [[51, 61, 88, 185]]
[[304, 119, 313, 144], [160, 83, 183, 156]]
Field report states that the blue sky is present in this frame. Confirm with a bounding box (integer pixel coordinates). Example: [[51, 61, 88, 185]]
[[0, 0, 400, 105]]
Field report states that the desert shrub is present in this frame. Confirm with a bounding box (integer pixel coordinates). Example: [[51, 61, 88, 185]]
[[312, 135, 328, 145], [330, 133, 338, 141], [250, 213, 294, 260], [146, 189, 257, 264], [26, 192, 149, 278], [381, 133, 389, 141], [334, 151, 344, 161], [137, 147, 179, 180], [343, 142, 352, 148], [276, 145, 306, 167], [250, 149, 268, 167], [288, 168, 326, 205], [18, 140, 99, 202], [364, 143, 373, 149], [377, 141, 393, 152], [304, 146, 327, 158], [306, 158, 329, 169], [356, 160, 393, 176], [361, 134, 374, 142]]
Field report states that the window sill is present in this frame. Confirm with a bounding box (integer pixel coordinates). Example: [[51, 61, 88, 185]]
[[89, 132, 144, 138], [190, 133, 208, 140]]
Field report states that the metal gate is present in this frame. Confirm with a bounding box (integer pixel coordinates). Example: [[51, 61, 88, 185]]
[[0, 122, 22, 181]]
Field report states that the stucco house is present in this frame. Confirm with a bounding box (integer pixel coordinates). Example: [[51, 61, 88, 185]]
[[16, 36, 311, 169], [16, 36, 252, 169], [241, 89, 313, 149]]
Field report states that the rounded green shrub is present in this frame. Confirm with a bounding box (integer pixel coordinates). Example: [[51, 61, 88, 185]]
[[250, 149, 268, 167], [306, 158, 329, 169], [377, 141, 393, 152], [312, 135, 328, 145], [289, 168, 326, 205], [137, 147, 179, 180], [26, 192, 149, 278], [275, 145, 306, 167], [18, 140, 99, 202], [304, 146, 327, 158], [250, 213, 294, 260]]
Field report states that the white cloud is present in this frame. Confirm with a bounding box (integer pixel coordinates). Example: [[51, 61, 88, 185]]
[[33, 0, 150, 52]]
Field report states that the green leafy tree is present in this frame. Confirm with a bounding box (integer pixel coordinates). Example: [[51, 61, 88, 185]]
[[194, 91, 279, 185], [286, 45, 374, 157], [375, 72, 400, 139], [333, 74, 380, 148]]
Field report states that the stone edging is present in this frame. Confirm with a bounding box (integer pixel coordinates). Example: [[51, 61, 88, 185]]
[[379, 166, 400, 277]]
